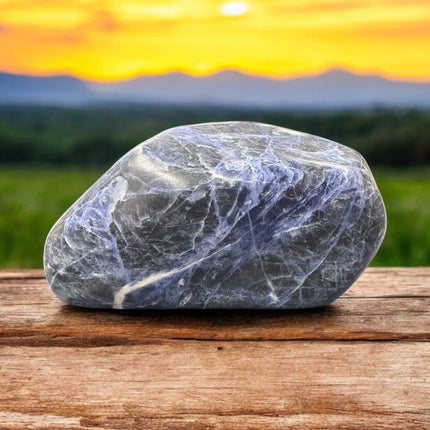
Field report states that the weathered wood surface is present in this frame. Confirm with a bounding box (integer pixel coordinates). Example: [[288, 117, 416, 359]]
[[0, 268, 429, 429]]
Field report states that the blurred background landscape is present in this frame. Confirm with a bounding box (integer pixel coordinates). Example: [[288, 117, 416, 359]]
[[0, 0, 429, 268]]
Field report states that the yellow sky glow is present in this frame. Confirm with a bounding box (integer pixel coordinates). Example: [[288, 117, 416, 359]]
[[0, 0, 429, 81]]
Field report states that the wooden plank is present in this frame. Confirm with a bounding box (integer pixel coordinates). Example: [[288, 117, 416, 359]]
[[0, 269, 44, 280], [1, 342, 429, 429], [1, 297, 428, 344], [345, 267, 430, 297], [0, 268, 429, 429], [0, 269, 428, 344]]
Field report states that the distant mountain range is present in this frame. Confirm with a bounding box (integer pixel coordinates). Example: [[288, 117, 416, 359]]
[[0, 73, 93, 105], [1, 69, 429, 108]]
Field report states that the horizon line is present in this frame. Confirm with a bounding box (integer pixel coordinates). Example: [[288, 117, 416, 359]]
[[1, 67, 430, 85]]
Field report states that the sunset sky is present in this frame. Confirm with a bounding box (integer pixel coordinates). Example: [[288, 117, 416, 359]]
[[0, 0, 429, 82]]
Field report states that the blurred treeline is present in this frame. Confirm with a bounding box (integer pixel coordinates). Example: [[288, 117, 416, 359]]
[[0, 105, 429, 166]]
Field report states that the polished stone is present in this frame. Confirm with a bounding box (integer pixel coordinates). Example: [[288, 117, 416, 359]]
[[44, 122, 386, 309]]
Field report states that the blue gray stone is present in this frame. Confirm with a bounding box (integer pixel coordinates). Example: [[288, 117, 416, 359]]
[[44, 122, 386, 309]]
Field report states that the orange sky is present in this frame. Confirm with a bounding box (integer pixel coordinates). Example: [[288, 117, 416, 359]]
[[0, 0, 429, 81]]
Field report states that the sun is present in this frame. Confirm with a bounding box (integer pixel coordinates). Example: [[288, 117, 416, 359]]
[[221, 1, 248, 17]]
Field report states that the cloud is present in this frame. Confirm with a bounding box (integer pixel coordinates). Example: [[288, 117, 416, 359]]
[[84, 10, 120, 32], [271, 1, 363, 14]]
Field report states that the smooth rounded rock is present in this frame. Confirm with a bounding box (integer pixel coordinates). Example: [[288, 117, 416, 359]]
[[44, 122, 386, 309]]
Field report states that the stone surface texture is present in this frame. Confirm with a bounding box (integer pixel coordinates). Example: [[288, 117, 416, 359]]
[[44, 122, 386, 309]]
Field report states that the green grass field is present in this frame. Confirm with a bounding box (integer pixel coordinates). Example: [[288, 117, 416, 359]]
[[0, 166, 428, 268], [372, 167, 430, 266]]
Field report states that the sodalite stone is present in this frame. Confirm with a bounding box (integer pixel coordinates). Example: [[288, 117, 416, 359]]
[[44, 122, 386, 309]]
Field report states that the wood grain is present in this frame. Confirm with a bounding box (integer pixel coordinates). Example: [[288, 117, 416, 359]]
[[0, 268, 429, 429]]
